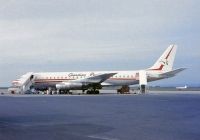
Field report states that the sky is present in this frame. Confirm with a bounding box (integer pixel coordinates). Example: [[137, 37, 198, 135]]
[[0, 0, 199, 87]]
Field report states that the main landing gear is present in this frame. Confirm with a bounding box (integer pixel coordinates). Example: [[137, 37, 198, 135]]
[[85, 84, 101, 94], [86, 89, 100, 94]]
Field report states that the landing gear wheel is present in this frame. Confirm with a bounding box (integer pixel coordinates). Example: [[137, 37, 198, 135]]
[[86, 90, 100, 94], [95, 90, 99, 94], [86, 90, 90, 94]]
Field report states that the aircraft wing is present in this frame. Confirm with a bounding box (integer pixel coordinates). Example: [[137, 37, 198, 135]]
[[72, 72, 117, 84], [160, 68, 186, 77]]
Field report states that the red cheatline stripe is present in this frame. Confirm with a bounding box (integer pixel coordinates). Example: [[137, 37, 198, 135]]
[[110, 78, 136, 80], [34, 79, 73, 83]]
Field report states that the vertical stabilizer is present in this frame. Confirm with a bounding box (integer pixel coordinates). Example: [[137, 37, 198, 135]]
[[149, 44, 177, 72]]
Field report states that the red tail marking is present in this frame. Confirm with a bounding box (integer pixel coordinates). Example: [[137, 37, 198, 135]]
[[150, 64, 164, 70], [149, 46, 174, 71]]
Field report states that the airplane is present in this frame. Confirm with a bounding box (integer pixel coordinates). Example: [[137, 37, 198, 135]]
[[176, 85, 187, 90], [9, 44, 186, 94]]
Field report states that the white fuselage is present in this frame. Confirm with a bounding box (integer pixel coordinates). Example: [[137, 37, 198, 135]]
[[32, 70, 163, 90]]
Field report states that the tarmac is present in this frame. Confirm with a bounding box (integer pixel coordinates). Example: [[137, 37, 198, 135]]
[[0, 90, 200, 140]]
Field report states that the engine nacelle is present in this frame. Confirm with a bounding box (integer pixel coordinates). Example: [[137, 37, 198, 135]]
[[56, 82, 83, 90]]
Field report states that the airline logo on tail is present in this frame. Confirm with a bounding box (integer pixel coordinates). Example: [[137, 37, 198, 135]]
[[159, 59, 169, 66], [149, 45, 176, 71]]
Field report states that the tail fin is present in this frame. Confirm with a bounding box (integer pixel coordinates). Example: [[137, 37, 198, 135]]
[[149, 44, 177, 72]]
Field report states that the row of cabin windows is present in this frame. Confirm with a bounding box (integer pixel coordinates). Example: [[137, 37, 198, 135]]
[[43, 75, 135, 80], [113, 75, 135, 78], [45, 76, 85, 79]]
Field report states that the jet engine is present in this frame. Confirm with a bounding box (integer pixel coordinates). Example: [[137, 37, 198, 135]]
[[56, 82, 83, 90]]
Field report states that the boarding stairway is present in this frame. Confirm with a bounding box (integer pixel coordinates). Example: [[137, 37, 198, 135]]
[[135, 70, 148, 93], [10, 72, 35, 94]]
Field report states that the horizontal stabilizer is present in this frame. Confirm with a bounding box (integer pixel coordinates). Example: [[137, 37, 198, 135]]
[[160, 68, 186, 77]]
